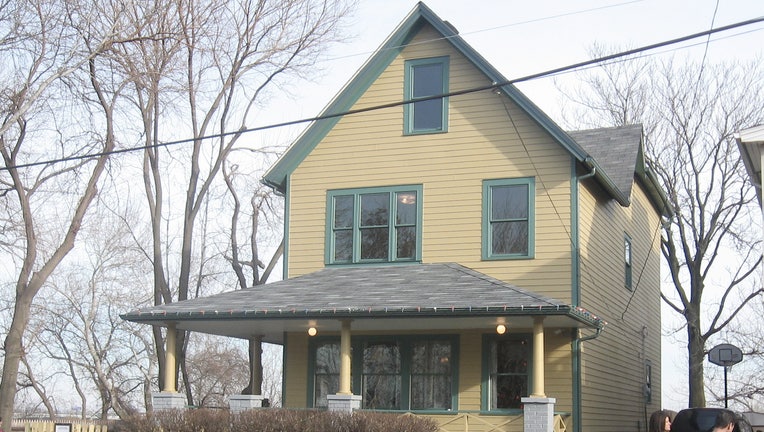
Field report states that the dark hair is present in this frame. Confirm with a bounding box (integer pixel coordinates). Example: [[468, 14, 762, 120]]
[[650, 410, 673, 432], [714, 410, 736, 429]]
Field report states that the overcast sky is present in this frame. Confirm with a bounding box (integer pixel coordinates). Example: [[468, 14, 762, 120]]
[[255, 0, 764, 412]]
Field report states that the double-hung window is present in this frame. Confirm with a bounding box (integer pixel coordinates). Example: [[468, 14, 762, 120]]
[[326, 186, 421, 264], [482, 334, 531, 411], [309, 336, 457, 411], [404, 57, 449, 134], [482, 178, 535, 259]]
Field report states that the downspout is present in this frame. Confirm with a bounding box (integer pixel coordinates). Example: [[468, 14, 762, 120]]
[[572, 158, 597, 432]]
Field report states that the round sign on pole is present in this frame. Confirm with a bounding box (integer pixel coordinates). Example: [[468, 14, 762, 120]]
[[708, 343, 743, 367]]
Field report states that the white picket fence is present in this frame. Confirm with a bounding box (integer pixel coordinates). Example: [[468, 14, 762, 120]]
[[11, 419, 108, 432]]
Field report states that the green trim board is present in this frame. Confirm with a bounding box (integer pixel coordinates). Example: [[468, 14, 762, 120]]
[[324, 185, 423, 265], [403, 56, 450, 135], [481, 177, 535, 260]]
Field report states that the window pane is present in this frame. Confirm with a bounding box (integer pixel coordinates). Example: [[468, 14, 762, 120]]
[[412, 341, 451, 374], [492, 375, 526, 409], [494, 339, 529, 374], [492, 221, 528, 255], [396, 192, 417, 224], [361, 227, 388, 259], [492, 185, 528, 220], [396, 226, 416, 259], [412, 63, 442, 97], [334, 195, 354, 228], [411, 375, 451, 410], [361, 193, 389, 226], [413, 99, 442, 131], [363, 342, 401, 410], [334, 230, 352, 262], [314, 342, 340, 408]]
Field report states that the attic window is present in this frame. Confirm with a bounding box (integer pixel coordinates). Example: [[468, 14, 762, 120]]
[[404, 57, 449, 134]]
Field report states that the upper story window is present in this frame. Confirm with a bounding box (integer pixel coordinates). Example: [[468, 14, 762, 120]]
[[326, 185, 422, 264], [482, 334, 531, 411], [624, 234, 633, 290], [404, 57, 449, 134], [482, 178, 535, 260]]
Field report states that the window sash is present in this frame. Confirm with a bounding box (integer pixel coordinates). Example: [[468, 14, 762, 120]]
[[482, 334, 531, 411], [404, 57, 449, 134], [483, 178, 535, 259], [327, 187, 421, 264]]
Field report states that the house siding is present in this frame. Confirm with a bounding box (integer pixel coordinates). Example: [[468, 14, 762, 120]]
[[287, 25, 573, 302], [576, 177, 662, 432]]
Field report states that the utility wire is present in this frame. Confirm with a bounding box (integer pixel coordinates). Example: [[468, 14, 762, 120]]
[[2, 15, 763, 173]]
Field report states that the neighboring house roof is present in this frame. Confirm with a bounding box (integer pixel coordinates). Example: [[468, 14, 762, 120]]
[[261, 1, 668, 213], [736, 124, 764, 205], [569, 125, 643, 200], [121, 263, 604, 343]]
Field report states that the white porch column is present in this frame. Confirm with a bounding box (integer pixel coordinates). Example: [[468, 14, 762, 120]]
[[152, 323, 186, 410], [328, 319, 361, 412]]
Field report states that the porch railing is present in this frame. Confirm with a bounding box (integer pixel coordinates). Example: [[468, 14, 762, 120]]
[[404, 411, 569, 432]]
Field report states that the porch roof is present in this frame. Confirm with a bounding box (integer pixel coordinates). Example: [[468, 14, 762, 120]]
[[121, 263, 604, 344]]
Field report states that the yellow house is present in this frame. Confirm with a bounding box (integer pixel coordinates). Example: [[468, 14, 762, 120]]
[[123, 3, 671, 431]]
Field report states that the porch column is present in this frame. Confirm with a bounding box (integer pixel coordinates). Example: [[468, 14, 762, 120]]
[[152, 323, 186, 410], [339, 319, 352, 395], [531, 316, 545, 397], [327, 319, 361, 412], [522, 317, 555, 432], [164, 323, 177, 393]]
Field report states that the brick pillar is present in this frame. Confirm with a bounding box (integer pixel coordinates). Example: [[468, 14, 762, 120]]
[[522, 396, 556, 432]]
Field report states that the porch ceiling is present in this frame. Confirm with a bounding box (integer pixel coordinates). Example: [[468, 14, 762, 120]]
[[121, 263, 604, 344]]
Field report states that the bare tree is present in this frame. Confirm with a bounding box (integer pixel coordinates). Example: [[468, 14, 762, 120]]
[[561, 52, 764, 407], [0, 0, 139, 420], [108, 0, 351, 404]]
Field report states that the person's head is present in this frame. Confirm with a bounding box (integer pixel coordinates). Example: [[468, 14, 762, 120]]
[[649, 410, 674, 432], [713, 410, 736, 432]]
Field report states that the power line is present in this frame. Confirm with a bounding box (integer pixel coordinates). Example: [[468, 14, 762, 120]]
[[2, 15, 763, 173]]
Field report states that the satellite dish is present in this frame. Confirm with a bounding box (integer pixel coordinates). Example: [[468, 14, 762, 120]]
[[708, 343, 743, 367]]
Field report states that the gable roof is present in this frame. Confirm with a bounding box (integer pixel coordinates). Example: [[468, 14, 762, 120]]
[[261, 2, 668, 214], [121, 263, 604, 343]]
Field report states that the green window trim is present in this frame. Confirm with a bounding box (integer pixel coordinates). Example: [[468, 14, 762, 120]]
[[403, 56, 449, 135], [325, 185, 423, 265], [481, 333, 532, 412], [482, 178, 535, 260], [624, 233, 633, 290], [307, 334, 459, 411]]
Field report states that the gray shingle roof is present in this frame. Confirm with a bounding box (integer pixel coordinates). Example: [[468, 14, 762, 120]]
[[568, 124, 643, 200], [122, 263, 602, 327]]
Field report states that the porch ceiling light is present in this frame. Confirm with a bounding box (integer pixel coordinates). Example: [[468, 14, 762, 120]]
[[307, 327, 318, 337], [496, 324, 506, 335]]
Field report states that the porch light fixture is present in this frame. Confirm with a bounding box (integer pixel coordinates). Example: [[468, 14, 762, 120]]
[[307, 327, 318, 337], [496, 324, 506, 335]]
